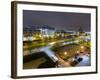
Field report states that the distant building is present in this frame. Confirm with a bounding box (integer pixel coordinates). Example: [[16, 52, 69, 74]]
[[23, 27, 33, 37], [23, 27, 34, 41], [84, 32, 91, 41], [23, 25, 56, 41], [77, 27, 85, 36], [38, 25, 55, 38], [66, 31, 77, 35], [55, 30, 67, 38], [85, 32, 90, 35]]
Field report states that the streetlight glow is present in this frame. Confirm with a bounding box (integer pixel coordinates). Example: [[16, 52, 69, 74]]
[[81, 46, 84, 49], [49, 42, 56, 45], [64, 52, 67, 55], [76, 51, 80, 53]]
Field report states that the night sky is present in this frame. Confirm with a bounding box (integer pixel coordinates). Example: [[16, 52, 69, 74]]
[[23, 10, 91, 32]]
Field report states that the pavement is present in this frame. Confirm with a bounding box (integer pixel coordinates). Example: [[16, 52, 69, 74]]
[[75, 54, 90, 66]]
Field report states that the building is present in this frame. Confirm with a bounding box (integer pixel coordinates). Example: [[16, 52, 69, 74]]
[[55, 30, 68, 38], [23, 27, 34, 41], [23, 25, 56, 41], [38, 25, 55, 38], [66, 31, 77, 35]]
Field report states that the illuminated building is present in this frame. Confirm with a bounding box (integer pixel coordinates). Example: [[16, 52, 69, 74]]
[[38, 25, 55, 38]]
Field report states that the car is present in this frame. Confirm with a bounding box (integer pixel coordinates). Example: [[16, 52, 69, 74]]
[[72, 53, 90, 66]]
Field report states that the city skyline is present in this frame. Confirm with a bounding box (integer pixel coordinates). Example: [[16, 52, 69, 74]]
[[23, 10, 91, 32]]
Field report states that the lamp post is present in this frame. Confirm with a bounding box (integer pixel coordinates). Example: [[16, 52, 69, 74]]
[[80, 45, 85, 52]]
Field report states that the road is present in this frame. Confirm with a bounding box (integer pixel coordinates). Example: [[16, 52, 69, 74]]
[[23, 38, 90, 68]]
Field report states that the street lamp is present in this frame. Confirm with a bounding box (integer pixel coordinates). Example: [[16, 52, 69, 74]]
[[80, 46, 85, 52], [76, 51, 80, 53], [64, 52, 67, 55], [81, 46, 84, 49]]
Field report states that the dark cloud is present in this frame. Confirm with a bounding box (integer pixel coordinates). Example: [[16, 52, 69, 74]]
[[23, 10, 90, 32]]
